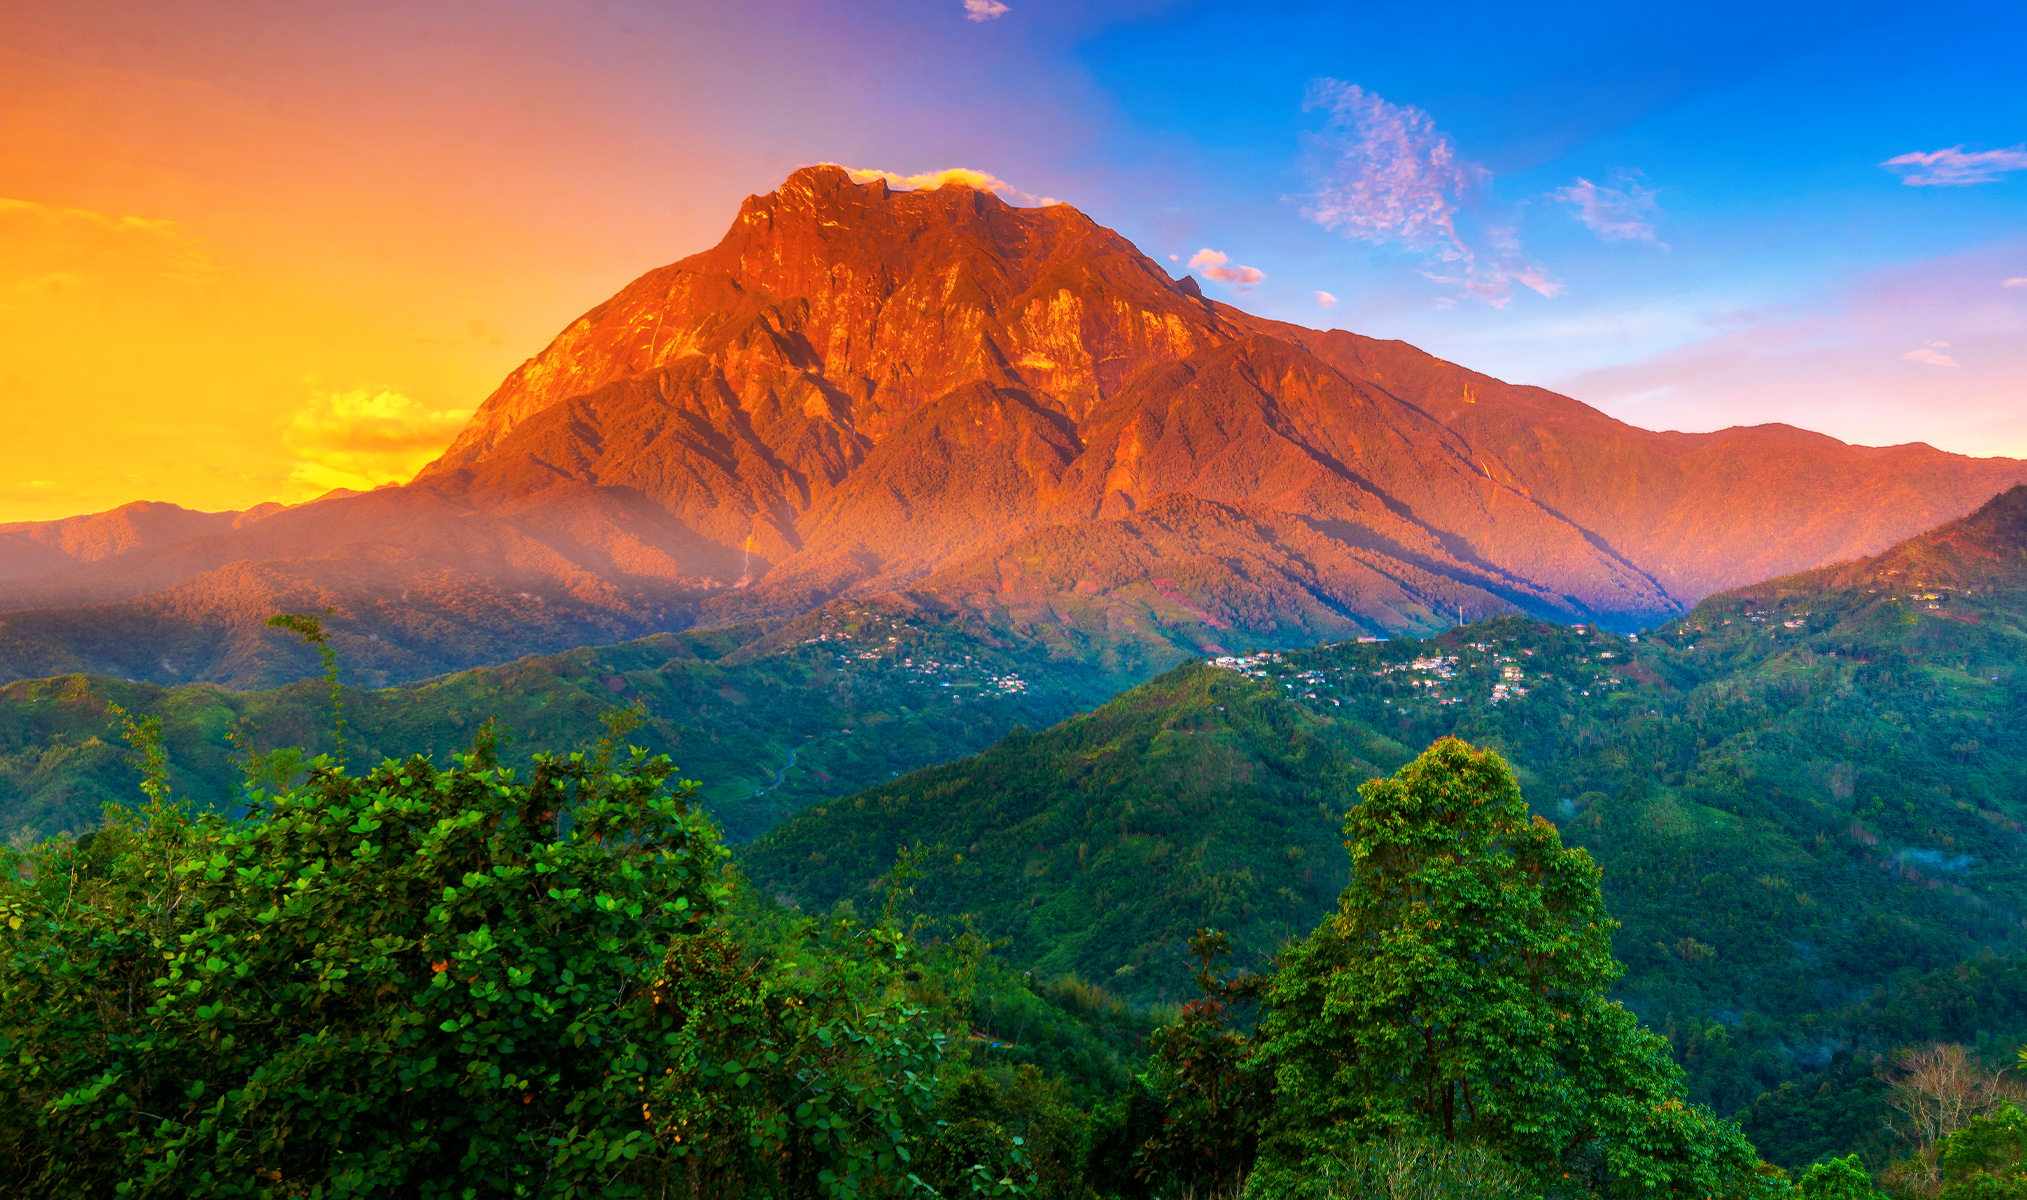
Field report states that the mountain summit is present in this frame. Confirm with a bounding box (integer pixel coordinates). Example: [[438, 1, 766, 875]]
[[2, 166, 2022, 687]]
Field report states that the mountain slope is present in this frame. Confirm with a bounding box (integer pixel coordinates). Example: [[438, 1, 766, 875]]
[[1238, 312, 2027, 600], [3, 165, 2022, 689]]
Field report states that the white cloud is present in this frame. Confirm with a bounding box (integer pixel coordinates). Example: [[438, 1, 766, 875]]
[[838, 164, 1056, 207], [1187, 248, 1265, 287], [964, 0, 1010, 20], [1300, 81, 1482, 250], [1882, 145, 2027, 186], [1315, 290, 1338, 308], [1902, 341, 1960, 368], [1554, 170, 1664, 245], [1300, 80, 1556, 307]]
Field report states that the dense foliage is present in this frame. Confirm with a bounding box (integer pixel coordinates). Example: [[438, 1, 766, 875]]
[[0, 716, 1058, 1197]]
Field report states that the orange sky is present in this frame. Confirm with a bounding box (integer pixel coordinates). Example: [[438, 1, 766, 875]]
[[0, 7, 816, 521]]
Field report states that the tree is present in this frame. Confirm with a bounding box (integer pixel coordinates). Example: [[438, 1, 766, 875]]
[[1134, 929, 1268, 1197], [1939, 1104, 2027, 1200], [1882, 1044, 2022, 1198], [1796, 1155, 1885, 1200], [1252, 737, 1784, 1198]]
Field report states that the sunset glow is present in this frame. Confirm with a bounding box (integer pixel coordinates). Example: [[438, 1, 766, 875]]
[[3, 0, 2023, 521]]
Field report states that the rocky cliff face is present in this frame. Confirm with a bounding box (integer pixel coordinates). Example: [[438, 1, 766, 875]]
[[3, 165, 2023, 688]]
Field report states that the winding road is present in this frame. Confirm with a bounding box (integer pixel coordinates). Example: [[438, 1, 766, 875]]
[[750, 748, 798, 797]]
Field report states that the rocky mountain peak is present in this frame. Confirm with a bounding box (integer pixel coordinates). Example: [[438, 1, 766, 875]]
[[421, 165, 1231, 479]]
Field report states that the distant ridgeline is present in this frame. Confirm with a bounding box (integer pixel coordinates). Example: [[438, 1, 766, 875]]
[[5, 486, 2027, 1172]]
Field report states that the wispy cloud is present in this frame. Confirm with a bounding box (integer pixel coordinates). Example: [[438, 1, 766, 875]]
[[1187, 248, 1265, 287], [963, 0, 1010, 21], [2006, 277, 2027, 288], [839, 164, 1056, 207], [1882, 145, 2027, 186], [1418, 224, 1564, 306], [0, 197, 216, 289], [1300, 80, 1556, 307], [1554, 170, 1664, 245], [1901, 341, 1959, 368], [284, 388, 473, 495], [1315, 291, 1338, 308]]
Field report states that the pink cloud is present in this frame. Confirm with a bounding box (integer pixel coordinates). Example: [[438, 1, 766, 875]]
[[963, 0, 1010, 20], [1301, 80, 1556, 307], [1188, 248, 1265, 287], [1901, 342, 1959, 368], [1301, 81, 1483, 251], [1315, 290, 1338, 308], [1882, 145, 2027, 186], [2006, 277, 2027, 288], [1554, 170, 1664, 244]]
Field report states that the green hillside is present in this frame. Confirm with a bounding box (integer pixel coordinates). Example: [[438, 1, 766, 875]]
[[741, 486, 2027, 1168], [0, 602, 1127, 845]]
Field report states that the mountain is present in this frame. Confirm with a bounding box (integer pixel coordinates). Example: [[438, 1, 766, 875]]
[[739, 485, 2027, 1167], [3, 165, 2022, 689], [0, 501, 284, 582]]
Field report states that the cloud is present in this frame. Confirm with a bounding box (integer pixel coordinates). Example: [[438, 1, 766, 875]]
[[1417, 223, 1564, 305], [964, 0, 1010, 19], [1554, 170, 1664, 245], [283, 388, 474, 495], [1882, 145, 2027, 186], [1315, 291, 1338, 308], [1300, 81, 1482, 251], [2006, 277, 2027, 288], [0, 197, 216, 298], [839, 164, 1057, 207], [1187, 248, 1265, 287], [1300, 80, 1556, 307], [1902, 341, 1959, 368]]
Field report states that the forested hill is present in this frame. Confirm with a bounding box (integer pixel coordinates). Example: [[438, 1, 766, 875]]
[[740, 486, 2027, 1166], [0, 603, 1127, 846]]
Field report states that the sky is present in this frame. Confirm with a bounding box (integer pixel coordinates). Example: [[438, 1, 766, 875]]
[[2, 0, 2023, 522]]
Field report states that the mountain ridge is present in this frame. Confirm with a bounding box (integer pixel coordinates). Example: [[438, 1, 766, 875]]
[[2, 164, 2022, 688]]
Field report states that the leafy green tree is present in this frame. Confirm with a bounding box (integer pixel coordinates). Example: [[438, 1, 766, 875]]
[[1133, 929, 1267, 1197], [1252, 737, 1785, 1198], [1796, 1155, 1885, 1199], [645, 911, 1010, 1198], [1940, 1105, 2027, 1200]]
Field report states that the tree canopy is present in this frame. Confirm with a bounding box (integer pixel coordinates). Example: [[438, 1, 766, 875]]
[[1254, 737, 1784, 1198]]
